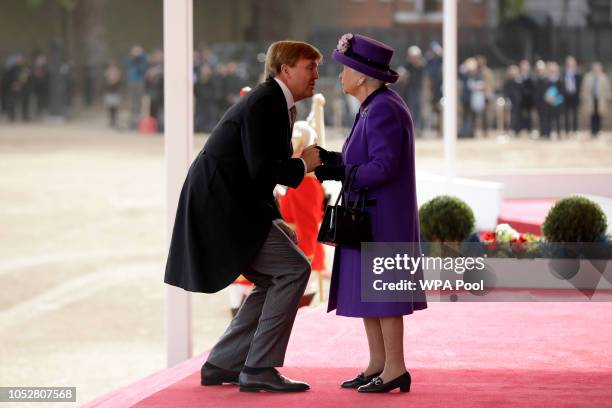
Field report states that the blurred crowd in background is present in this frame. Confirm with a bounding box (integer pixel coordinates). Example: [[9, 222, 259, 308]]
[[2, 41, 611, 139]]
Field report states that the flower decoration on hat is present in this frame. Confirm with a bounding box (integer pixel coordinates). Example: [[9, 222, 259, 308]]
[[336, 33, 354, 54]]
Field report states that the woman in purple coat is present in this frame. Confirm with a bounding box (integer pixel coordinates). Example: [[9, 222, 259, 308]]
[[316, 34, 427, 393]]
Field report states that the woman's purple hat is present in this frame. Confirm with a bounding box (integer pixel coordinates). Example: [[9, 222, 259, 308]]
[[332, 33, 399, 84]]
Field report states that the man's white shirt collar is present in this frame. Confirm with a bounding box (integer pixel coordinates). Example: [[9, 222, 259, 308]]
[[274, 77, 295, 110]]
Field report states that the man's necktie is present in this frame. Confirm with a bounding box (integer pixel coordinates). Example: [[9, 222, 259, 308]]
[[289, 105, 297, 133]]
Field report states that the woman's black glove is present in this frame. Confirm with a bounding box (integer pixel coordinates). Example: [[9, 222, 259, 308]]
[[315, 146, 336, 165], [315, 165, 345, 182]]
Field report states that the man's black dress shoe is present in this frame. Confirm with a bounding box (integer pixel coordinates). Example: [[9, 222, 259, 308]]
[[357, 372, 411, 393], [239, 368, 310, 392], [340, 371, 382, 388], [200, 362, 240, 386]]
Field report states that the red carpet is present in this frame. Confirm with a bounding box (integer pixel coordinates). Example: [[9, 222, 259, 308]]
[[132, 368, 612, 408], [497, 199, 556, 235], [85, 298, 612, 407]]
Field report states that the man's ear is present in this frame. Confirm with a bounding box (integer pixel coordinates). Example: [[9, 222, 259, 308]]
[[281, 63, 290, 78]]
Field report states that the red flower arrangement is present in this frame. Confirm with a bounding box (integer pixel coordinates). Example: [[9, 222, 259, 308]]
[[479, 224, 541, 257]]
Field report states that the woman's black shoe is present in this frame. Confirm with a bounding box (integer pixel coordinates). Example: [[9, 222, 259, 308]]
[[357, 372, 411, 393], [340, 371, 382, 388]]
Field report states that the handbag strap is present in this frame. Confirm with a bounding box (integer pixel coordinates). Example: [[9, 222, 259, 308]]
[[333, 165, 358, 207], [347, 169, 368, 211], [334, 165, 368, 210]]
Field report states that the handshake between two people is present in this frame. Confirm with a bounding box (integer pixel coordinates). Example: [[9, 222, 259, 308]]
[[299, 145, 346, 183]]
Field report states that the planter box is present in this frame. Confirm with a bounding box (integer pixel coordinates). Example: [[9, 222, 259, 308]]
[[420, 257, 612, 302]]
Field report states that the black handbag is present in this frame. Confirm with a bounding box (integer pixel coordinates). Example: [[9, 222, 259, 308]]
[[317, 166, 372, 248]]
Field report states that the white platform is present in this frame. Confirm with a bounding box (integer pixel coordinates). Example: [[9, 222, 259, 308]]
[[459, 169, 612, 199], [416, 173, 503, 231], [322, 173, 504, 231]]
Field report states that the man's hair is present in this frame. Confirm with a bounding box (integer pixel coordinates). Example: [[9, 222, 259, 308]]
[[264, 41, 322, 79]]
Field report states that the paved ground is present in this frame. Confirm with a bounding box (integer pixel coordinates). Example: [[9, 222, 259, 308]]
[[1, 115, 611, 406]]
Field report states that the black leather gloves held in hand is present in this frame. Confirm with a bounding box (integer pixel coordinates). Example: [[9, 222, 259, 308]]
[[314, 146, 335, 165], [315, 165, 346, 182], [313, 146, 345, 182]]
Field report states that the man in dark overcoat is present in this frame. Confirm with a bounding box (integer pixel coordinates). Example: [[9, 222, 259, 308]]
[[165, 40, 322, 392]]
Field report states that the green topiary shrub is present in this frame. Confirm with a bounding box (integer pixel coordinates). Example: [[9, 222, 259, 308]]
[[542, 196, 608, 242], [419, 195, 475, 242]]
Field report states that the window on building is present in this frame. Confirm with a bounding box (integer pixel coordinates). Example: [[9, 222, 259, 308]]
[[423, 0, 442, 13], [394, 0, 442, 23]]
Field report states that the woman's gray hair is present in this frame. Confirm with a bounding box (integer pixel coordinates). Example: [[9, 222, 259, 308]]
[[348, 66, 385, 87]]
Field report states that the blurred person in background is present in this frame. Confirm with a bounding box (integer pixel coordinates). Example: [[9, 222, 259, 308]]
[[60, 60, 75, 114], [194, 64, 218, 133], [542, 61, 563, 138], [476, 55, 494, 137], [533, 60, 549, 138], [459, 57, 484, 138], [561, 56, 581, 136], [126, 45, 148, 129], [19, 57, 32, 122], [3, 54, 30, 122], [31, 54, 50, 118], [223, 61, 244, 108], [0, 56, 11, 113], [199, 44, 219, 68], [424, 41, 443, 135], [193, 49, 202, 79], [103, 60, 122, 128], [145, 49, 164, 131], [581, 62, 612, 137], [83, 62, 96, 107], [504, 65, 522, 136], [395, 46, 424, 133], [518, 59, 534, 135], [215, 63, 229, 114]]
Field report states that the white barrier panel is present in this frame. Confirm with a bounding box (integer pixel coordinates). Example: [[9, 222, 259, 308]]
[[580, 194, 612, 235], [417, 174, 503, 231], [321, 174, 502, 232], [459, 169, 612, 199]]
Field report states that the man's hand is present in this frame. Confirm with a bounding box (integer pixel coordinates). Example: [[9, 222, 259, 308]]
[[300, 144, 322, 173], [275, 220, 298, 245]]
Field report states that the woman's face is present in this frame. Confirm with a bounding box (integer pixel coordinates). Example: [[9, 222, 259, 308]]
[[339, 65, 361, 96]]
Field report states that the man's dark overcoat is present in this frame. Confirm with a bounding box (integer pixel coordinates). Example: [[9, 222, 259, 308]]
[[164, 78, 305, 293]]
